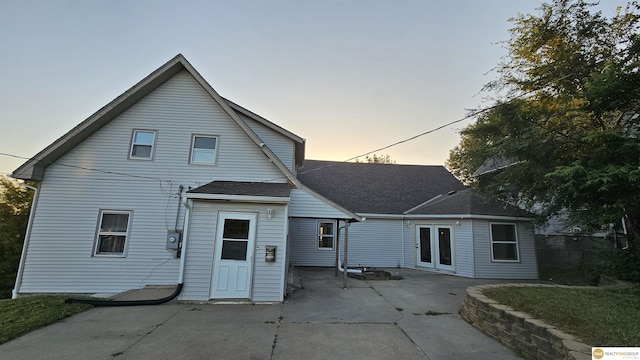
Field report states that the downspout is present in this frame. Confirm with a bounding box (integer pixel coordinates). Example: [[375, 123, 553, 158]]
[[279, 203, 289, 300], [65, 198, 192, 306], [336, 221, 361, 275], [12, 183, 39, 299], [178, 197, 192, 285]]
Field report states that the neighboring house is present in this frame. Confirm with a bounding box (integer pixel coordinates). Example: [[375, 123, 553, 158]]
[[11, 55, 537, 302]]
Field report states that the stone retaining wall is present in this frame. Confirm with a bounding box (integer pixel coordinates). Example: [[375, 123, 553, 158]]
[[460, 284, 592, 360]]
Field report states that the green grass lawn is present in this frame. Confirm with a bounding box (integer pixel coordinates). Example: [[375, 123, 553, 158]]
[[0, 296, 92, 344], [483, 285, 640, 346]]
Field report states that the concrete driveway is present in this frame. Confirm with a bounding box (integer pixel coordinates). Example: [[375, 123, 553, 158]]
[[0, 268, 522, 359]]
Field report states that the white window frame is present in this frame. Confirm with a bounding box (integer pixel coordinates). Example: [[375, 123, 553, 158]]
[[93, 210, 132, 257], [489, 222, 520, 262], [189, 134, 219, 165], [129, 129, 157, 160], [316, 220, 336, 251]]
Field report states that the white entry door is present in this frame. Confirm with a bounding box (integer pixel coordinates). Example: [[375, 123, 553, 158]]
[[416, 225, 455, 272], [210, 212, 257, 299]]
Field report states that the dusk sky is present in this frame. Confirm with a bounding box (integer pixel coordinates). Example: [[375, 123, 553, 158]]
[[0, 0, 627, 176]]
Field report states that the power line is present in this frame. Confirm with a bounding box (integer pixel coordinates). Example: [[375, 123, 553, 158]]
[[0, 152, 171, 182]]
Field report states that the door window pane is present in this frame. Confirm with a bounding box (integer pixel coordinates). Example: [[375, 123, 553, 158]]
[[419, 228, 431, 263], [223, 219, 250, 239], [438, 228, 452, 266], [221, 240, 248, 260]]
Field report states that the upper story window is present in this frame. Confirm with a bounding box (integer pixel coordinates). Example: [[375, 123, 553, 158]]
[[317, 220, 336, 250], [94, 210, 131, 256], [490, 223, 519, 262], [129, 130, 156, 160], [190, 135, 218, 165]]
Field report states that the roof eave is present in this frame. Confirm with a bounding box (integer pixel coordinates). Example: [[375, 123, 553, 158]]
[[357, 213, 535, 221], [185, 193, 290, 203]]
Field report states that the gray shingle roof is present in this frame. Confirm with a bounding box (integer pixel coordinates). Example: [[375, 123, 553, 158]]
[[405, 188, 533, 218], [188, 181, 292, 197], [297, 160, 467, 214]]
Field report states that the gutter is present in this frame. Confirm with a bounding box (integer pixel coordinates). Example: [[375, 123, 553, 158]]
[[357, 213, 536, 222]]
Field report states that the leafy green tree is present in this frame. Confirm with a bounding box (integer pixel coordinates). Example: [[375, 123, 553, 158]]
[[355, 153, 396, 164], [0, 176, 34, 298], [447, 0, 640, 250]]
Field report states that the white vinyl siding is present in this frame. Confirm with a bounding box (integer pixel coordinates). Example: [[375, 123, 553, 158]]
[[289, 218, 336, 266], [473, 220, 538, 279], [452, 220, 474, 278], [289, 218, 405, 268], [340, 219, 405, 268], [17, 70, 290, 295], [180, 201, 287, 302], [289, 189, 351, 219], [242, 113, 296, 172]]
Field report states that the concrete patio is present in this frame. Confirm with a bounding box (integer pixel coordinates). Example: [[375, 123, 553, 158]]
[[0, 267, 522, 359]]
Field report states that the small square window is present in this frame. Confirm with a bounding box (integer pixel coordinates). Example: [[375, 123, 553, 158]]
[[94, 210, 131, 256], [190, 135, 218, 164], [129, 130, 156, 160], [490, 223, 519, 261], [317, 220, 336, 250]]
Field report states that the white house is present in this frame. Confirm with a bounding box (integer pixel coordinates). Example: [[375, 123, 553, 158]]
[[12, 55, 537, 303]]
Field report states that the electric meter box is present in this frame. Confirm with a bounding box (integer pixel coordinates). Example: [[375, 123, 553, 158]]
[[166, 232, 182, 250]]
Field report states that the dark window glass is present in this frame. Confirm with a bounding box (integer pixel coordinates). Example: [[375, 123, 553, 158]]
[[492, 244, 518, 260], [221, 240, 248, 260], [223, 219, 250, 239], [194, 136, 216, 149], [491, 224, 516, 242], [420, 228, 431, 263], [438, 228, 452, 265], [98, 235, 126, 253]]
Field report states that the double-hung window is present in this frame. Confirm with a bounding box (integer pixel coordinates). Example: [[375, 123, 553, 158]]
[[490, 223, 519, 261], [190, 135, 218, 165], [317, 220, 336, 250], [129, 130, 156, 160], [94, 210, 131, 256]]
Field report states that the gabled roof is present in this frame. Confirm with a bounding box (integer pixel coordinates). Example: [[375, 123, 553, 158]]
[[405, 188, 534, 218], [297, 160, 467, 214], [12, 54, 304, 181]]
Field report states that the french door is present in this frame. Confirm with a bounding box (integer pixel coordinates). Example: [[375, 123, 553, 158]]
[[416, 225, 454, 272]]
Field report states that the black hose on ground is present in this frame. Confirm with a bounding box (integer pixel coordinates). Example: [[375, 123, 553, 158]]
[[65, 283, 183, 307]]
